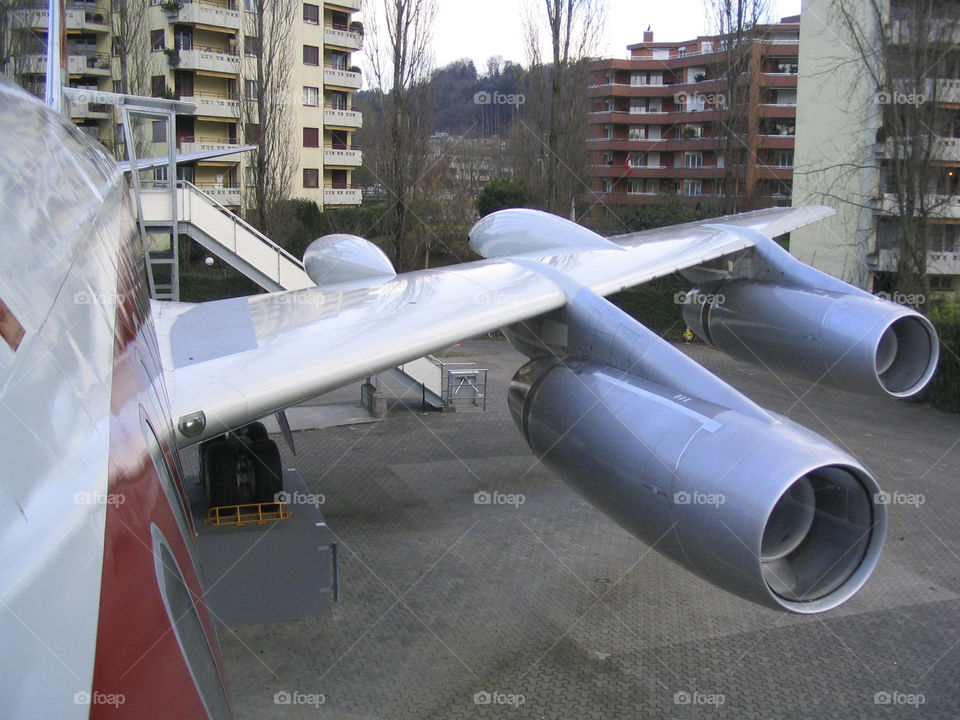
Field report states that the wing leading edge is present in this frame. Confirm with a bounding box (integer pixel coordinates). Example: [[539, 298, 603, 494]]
[[161, 206, 834, 446]]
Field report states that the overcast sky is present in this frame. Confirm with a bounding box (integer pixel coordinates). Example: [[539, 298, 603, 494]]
[[425, 0, 803, 70]]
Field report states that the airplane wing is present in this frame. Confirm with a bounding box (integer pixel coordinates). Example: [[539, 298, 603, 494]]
[[160, 205, 833, 446]]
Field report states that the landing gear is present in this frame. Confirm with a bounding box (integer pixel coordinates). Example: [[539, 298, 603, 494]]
[[200, 423, 283, 509]]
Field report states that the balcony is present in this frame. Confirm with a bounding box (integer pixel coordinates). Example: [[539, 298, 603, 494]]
[[324, 66, 362, 89], [872, 248, 960, 275], [68, 52, 111, 77], [324, 145, 362, 167], [937, 78, 960, 105], [13, 3, 109, 32], [178, 92, 240, 118], [878, 137, 960, 163], [194, 182, 241, 206], [177, 135, 241, 158], [324, 185, 362, 205], [71, 102, 111, 120], [175, 45, 240, 75], [324, 105, 362, 128], [175, 0, 241, 29], [324, 24, 362, 50], [324, 0, 360, 9], [873, 193, 960, 220]]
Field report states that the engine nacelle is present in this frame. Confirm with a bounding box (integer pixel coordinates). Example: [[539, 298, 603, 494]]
[[509, 358, 887, 613], [682, 280, 938, 398]]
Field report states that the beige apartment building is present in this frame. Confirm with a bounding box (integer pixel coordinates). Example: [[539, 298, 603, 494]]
[[791, 0, 960, 297], [5, 0, 363, 213]]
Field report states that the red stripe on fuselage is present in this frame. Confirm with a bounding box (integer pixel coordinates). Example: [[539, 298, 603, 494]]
[[90, 222, 230, 718]]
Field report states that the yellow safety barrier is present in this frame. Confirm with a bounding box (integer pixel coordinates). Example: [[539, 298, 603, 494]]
[[206, 501, 292, 526]]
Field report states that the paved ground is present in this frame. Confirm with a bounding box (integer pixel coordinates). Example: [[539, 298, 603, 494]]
[[195, 336, 960, 719]]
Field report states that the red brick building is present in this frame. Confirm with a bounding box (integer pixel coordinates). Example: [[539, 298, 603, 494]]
[[585, 17, 800, 213]]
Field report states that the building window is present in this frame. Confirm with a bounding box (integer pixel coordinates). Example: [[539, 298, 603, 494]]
[[930, 276, 955, 291], [303, 127, 319, 147], [930, 225, 958, 253], [151, 29, 165, 52], [628, 125, 645, 141], [329, 90, 348, 110], [303, 169, 319, 188], [151, 75, 166, 97], [603, 179, 614, 193], [602, 124, 613, 140], [244, 35, 260, 56], [113, 80, 122, 93], [628, 179, 643, 194], [245, 123, 260, 144], [684, 180, 702, 196], [244, 0, 256, 10], [329, 50, 348, 70], [303, 44, 319, 66], [302, 86, 318, 106], [685, 152, 703, 168], [775, 150, 794, 168], [602, 152, 613, 167], [303, 2, 318, 24], [244, 79, 259, 98]]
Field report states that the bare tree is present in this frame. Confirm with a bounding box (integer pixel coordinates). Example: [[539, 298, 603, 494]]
[[705, 0, 771, 212], [111, 0, 148, 95], [823, 0, 960, 301], [514, 0, 605, 216], [242, 0, 297, 239], [365, 0, 438, 270]]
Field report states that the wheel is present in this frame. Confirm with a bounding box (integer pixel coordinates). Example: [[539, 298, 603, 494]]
[[206, 441, 239, 508], [243, 421, 268, 442], [199, 436, 227, 505], [251, 439, 283, 504]]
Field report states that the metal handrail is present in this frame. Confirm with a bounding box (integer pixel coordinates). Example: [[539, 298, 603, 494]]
[[178, 180, 306, 279], [206, 501, 291, 526]]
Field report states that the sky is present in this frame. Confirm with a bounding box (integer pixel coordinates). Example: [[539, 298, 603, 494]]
[[426, 0, 803, 70]]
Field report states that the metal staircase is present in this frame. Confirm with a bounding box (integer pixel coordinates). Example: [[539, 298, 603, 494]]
[[139, 181, 313, 292]]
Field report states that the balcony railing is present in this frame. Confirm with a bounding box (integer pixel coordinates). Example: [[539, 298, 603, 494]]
[[324, 65, 362, 89], [324, 24, 362, 49]]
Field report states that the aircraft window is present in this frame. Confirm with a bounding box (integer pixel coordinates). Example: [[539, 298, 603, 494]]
[[151, 525, 231, 720], [141, 407, 196, 550]]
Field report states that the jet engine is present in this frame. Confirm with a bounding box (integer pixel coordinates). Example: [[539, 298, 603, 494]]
[[682, 280, 938, 398], [509, 357, 886, 614]]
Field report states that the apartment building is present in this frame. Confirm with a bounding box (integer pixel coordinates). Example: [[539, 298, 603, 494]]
[[585, 17, 800, 212], [791, 0, 960, 298], [4, 0, 362, 213]]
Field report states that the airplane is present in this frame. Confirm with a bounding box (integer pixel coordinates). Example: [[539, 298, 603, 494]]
[[0, 75, 939, 718]]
